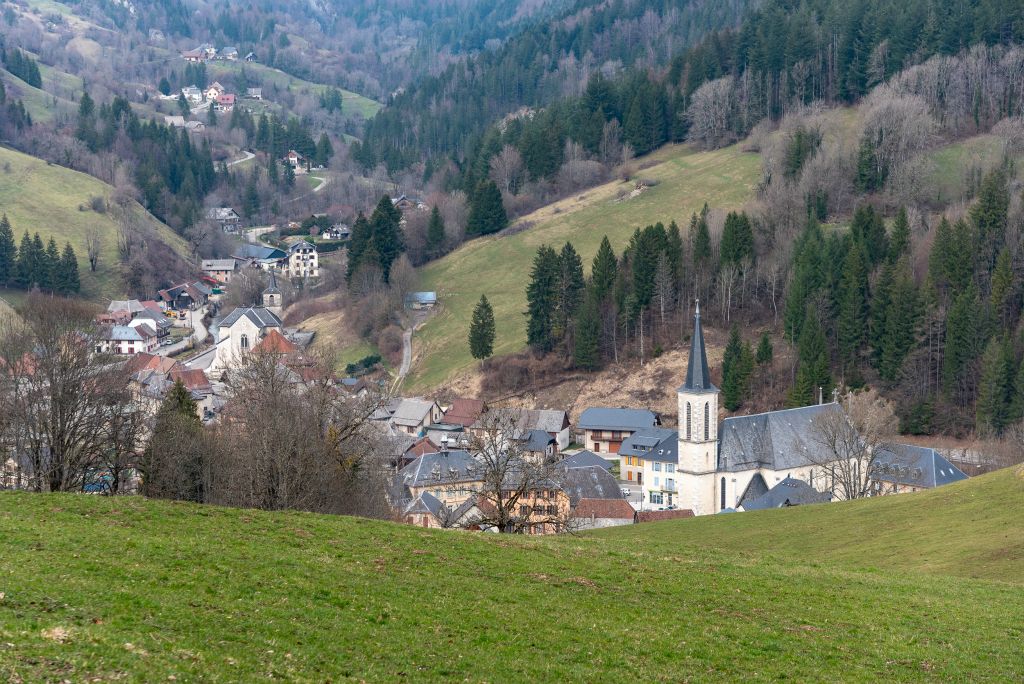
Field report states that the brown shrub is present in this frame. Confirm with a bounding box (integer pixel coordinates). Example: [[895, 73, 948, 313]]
[[377, 325, 404, 366]]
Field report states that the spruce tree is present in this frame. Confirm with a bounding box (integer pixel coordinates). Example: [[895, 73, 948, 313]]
[[691, 208, 711, 267], [970, 168, 1008, 274], [346, 212, 371, 282], [467, 180, 507, 236], [591, 236, 618, 302], [282, 160, 295, 189], [573, 292, 601, 371], [142, 380, 203, 501], [888, 206, 910, 264], [756, 331, 773, 366], [943, 284, 984, 400], [878, 261, 919, 382], [425, 206, 446, 259], [837, 243, 869, 368], [207, 104, 217, 126], [314, 133, 334, 167], [369, 195, 405, 282], [43, 237, 59, 291], [1007, 359, 1024, 426], [722, 325, 753, 411], [13, 231, 32, 289], [525, 245, 560, 353], [789, 305, 830, 407], [468, 294, 496, 361], [556, 241, 585, 341], [57, 242, 80, 294], [783, 219, 824, 341], [720, 211, 754, 265], [0, 214, 15, 286], [666, 220, 684, 283], [975, 337, 1012, 435], [989, 248, 1014, 330], [158, 77, 171, 96]]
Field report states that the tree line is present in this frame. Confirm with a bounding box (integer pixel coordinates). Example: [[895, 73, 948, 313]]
[[0, 215, 81, 295]]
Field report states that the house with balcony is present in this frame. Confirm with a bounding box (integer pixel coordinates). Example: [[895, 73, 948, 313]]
[[577, 407, 660, 457]]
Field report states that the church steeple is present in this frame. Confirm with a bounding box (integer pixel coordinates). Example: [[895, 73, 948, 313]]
[[680, 300, 716, 393], [262, 270, 282, 317]]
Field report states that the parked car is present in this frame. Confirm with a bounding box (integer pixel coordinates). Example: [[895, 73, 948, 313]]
[[162, 338, 175, 346]]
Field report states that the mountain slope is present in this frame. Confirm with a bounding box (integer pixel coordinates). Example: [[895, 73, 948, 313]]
[[0, 468, 1021, 681], [0, 146, 188, 299]]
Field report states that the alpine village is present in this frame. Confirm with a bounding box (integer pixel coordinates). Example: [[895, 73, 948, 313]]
[[0, 0, 1022, 680]]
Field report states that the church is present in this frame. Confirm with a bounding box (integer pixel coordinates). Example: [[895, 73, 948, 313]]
[[634, 303, 844, 516], [206, 274, 286, 379]]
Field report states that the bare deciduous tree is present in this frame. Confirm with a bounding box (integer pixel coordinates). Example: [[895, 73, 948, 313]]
[[489, 144, 525, 195], [84, 226, 102, 273]]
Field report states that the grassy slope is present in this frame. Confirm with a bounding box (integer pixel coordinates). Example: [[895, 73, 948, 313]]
[[206, 61, 382, 121], [0, 146, 188, 299], [410, 143, 761, 390], [0, 468, 1021, 681]]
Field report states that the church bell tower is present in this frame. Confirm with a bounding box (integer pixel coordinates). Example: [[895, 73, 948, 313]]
[[262, 271, 283, 317], [676, 301, 719, 516]]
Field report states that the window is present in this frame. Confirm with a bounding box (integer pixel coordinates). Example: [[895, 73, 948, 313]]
[[686, 402, 691, 439], [239, 334, 249, 350], [653, 462, 662, 472], [704, 403, 710, 440], [519, 505, 530, 516], [654, 477, 659, 487], [650, 492, 664, 505], [666, 464, 675, 473], [666, 478, 674, 490], [721, 477, 726, 510]]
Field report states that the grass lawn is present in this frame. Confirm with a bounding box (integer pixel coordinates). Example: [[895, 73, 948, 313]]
[[206, 62, 381, 121], [925, 134, 1008, 205], [409, 143, 761, 390], [0, 146, 188, 300], [0, 467, 1021, 681]]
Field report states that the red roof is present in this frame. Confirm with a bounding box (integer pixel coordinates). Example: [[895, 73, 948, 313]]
[[574, 499, 636, 520], [125, 353, 176, 374], [405, 436, 440, 458], [254, 329, 297, 354], [169, 367, 212, 392], [444, 398, 486, 427], [217, 93, 235, 105]]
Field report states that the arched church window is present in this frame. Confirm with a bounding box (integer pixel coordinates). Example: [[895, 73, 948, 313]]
[[686, 403, 691, 440], [720, 477, 726, 510], [240, 334, 249, 350], [704, 402, 709, 440]]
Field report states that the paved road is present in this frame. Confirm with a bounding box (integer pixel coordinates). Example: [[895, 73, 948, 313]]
[[227, 150, 255, 167], [398, 327, 412, 379]]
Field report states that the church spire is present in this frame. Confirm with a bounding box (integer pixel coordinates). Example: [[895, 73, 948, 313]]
[[681, 299, 715, 392]]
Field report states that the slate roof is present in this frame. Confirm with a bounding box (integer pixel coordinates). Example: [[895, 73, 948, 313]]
[[560, 450, 613, 470], [108, 325, 143, 342], [557, 465, 625, 507], [206, 207, 239, 221], [218, 306, 283, 330], [474, 407, 568, 434], [717, 403, 843, 473], [232, 244, 286, 261], [680, 301, 716, 393], [391, 399, 437, 427], [871, 444, 968, 488], [202, 259, 237, 271], [404, 491, 446, 517], [521, 429, 555, 453], [107, 299, 146, 314], [404, 291, 437, 305], [741, 477, 832, 510], [578, 407, 658, 431], [618, 427, 678, 463], [397, 450, 481, 488], [288, 240, 316, 253], [736, 472, 769, 509]]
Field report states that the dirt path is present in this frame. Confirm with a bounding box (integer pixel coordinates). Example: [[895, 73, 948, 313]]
[[227, 150, 255, 167]]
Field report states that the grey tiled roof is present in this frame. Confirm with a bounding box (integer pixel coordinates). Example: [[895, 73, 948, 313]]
[[742, 477, 831, 510], [717, 403, 842, 472], [391, 398, 436, 427], [218, 306, 283, 330], [521, 429, 555, 452], [578, 407, 658, 431], [560, 450, 612, 470], [619, 427, 678, 463], [232, 244, 286, 260], [404, 491, 446, 517], [736, 472, 769, 509], [871, 444, 968, 488], [557, 465, 624, 507], [397, 450, 481, 488]]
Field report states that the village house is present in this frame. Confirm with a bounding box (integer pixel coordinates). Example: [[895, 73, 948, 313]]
[[208, 306, 283, 379], [559, 464, 635, 530], [321, 224, 349, 241], [215, 93, 235, 112], [158, 281, 211, 312], [443, 398, 487, 428], [232, 244, 287, 270], [206, 207, 241, 231], [519, 429, 558, 463], [283, 240, 319, 279], [221, 47, 239, 60], [201, 259, 238, 283], [245, 87, 262, 100], [404, 291, 437, 310], [181, 85, 203, 104], [181, 49, 203, 63], [391, 194, 428, 213], [98, 324, 159, 355], [390, 398, 444, 436], [245, 52, 257, 62], [578, 407, 660, 458], [469, 407, 571, 452], [205, 82, 225, 101], [184, 120, 206, 132], [283, 150, 306, 171], [620, 426, 678, 496]]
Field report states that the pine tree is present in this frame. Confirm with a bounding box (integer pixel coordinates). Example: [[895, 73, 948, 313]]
[[878, 261, 919, 382], [692, 208, 711, 267], [13, 231, 32, 289], [555, 241, 585, 341], [525, 245, 560, 353], [43, 237, 59, 291], [468, 294, 496, 361], [282, 160, 295, 189], [573, 292, 601, 370], [756, 331, 773, 366], [721, 325, 754, 411], [1008, 359, 1024, 426], [142, 380, 203, 501], [57, 242, 80, 294], [720, 211, 754, 265], [783, 219, 824, 341], [789, 305, 831, 407], [888, 206, 910, 264], [975, 337, 1012, 435], [425, 206, 446, 260], [158, 77, 171, 96], [837, 243, 869, 368], [943, 284, 984, 400], [0, 214, 15, 286], [466, 180, 507, 236], [346, 212, 371, 282], [989, 248, 1015, 330], [314, 133, 334, 167], [243, 168, 260, 218], [369, 195, 405, 282], [177, 92, 190, 115], [268, 157, 279, 185], [970, 168, 1009, 275], [591, 236, 618, 302], [666, 220, 684, 283], [207, 103, 217, 126]]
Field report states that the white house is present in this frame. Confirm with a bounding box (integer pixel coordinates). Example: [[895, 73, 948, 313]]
[[100, 324, 159, 355], [390, 398, 444, 436], [283, 240, 319, 279], [208, 300, 284, 379], [181, 85, 203, 104]]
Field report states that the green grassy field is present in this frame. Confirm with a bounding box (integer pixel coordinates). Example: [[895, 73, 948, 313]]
[[409, 143, 761, 390], [0, 467, 1021, 681], [925, 134, 1008, 205], [0, 146, 188, 299], [206, 62, 382, 121]]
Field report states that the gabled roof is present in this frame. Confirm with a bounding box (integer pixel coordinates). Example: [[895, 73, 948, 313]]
[[404, 291, 437, 305], [618, 427, 678, 462], [871, 444, 968, 488], [391, 398, 438, 427], [680, 301, 716, 393], [397, 450, 481, 488], [107, 299, 146, 314], [579, 407, 659, 431], [206, 207, 239, 221], [718, 403, 843, 472], [288, 240, 316, 253], [218, 306, 283, 330], [253, 329, 297, 354], [107, 325, 143, 342], [736, 472, 769, 509], [169, 367, 212, 393], [444, 398, 486, 427], [202, 259, 237, 271], [558, 465, 625, 506], [560, 450, 612, 470], [521, 429, 555, 452], [574, 498, 635, 520], [473, 407, 568, 434], [405, 436, 440, 458], [232, 244, 286, 261], [741, 477, 831, 511], [404, 491, 447, 517], [124, 352, 176, 374]]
